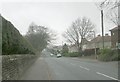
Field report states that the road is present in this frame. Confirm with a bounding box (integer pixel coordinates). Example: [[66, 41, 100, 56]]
[[20, 53, 119, 81]]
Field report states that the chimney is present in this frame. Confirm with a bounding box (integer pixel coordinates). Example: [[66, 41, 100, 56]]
[[97, 34, 101, 37], [105, 33, 109, 36]]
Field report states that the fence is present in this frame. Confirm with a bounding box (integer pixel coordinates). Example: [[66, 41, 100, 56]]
[[2, 54, 38, 80]]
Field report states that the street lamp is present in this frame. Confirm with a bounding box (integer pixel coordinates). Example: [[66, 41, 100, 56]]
[[90, 31, 97, 59]]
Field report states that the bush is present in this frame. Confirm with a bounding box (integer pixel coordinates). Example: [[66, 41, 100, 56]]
[[98, 48, 119, 61], [63, 52, 80, 57], [62, 53, 69, 56]]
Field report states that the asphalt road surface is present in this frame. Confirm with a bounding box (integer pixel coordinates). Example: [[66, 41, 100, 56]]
[[20, 53, 119, 81]]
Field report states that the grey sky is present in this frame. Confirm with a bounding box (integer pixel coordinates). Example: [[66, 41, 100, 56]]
[[1, 0, 115, 45]]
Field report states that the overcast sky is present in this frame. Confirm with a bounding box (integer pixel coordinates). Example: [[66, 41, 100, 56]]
[[1, 0, 115, 45]]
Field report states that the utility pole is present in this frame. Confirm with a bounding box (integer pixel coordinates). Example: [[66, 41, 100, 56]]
[[90, 31, 97, 59], [93, 31, 97, 59], [95, 0, 109, 49], [101, 10, 104, 49]]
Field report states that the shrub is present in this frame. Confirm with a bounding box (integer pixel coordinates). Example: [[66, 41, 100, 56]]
[[69, 52, 80, 57], [62, 43, 69, 54], [98, 48, 119, 61], [62, 53, 69, 57], [63, 52, 80, 57]]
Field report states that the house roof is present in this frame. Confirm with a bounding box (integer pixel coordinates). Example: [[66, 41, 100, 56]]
[[53, 46, 62, 50], [69, 44, 77, 48], [110, 26, 120, 31], [89, 35, 111, 43], [81, 38, 89, 44]]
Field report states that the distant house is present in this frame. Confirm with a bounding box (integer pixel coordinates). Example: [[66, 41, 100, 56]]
[[69, 38, 89, 52], [53, 46, 62, 52], [69, 44, 78, 52], [85, 34, 111, 49], [110, 26, 120, 49], [69, 34, 111, 52], [81, 38, 89, 50]]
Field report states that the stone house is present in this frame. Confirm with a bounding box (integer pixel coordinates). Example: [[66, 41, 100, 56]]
[[69, 38, 89, 52], [69, 34, 111, 52], [110, 26, 120, 49], [84, 34, 111, 49], [68, 44, 78, 52]]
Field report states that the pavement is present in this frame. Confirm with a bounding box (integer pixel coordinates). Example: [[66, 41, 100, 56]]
[[20, 57, 55, 80], [20, 54, 119, 80]]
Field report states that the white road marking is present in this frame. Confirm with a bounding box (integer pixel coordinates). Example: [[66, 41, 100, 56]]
[[79, 66, 90, 71], [96, 72, 119, 81]]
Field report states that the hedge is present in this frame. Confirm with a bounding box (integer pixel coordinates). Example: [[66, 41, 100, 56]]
[[98, 48, 119, 61], [63, 52, 81, 57]]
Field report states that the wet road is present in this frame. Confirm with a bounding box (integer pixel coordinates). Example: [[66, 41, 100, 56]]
[[21, 54, 119, 81]]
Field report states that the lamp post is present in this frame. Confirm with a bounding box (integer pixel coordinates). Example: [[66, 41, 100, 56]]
[[90, 31, 97, 59]]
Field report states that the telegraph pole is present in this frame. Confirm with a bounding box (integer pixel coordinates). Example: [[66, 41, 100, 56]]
[[101, 10, 104, 49], [90, 31, 97, 59]]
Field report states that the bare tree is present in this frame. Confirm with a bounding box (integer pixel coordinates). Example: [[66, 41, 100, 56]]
[[106, 0, 120, 26], [95, 0, 111, 10], [106, 8, 119, 26], [63, 22, 80, 51], [63, 17, 95, 52], [109, 0, 120, 9], [25, 23, 56, 52]]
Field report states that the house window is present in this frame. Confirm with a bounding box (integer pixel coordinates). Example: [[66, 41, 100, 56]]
[[118, 43, 120, 49], [112, 33, 114, 35]]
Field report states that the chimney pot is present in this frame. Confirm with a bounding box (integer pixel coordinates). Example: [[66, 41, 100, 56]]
[[98, 34, 100, 36], [105, 33, 109, 36]]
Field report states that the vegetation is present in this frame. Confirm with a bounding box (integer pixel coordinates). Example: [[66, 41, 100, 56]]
[[63, 17, 95, 53], [25, 22, 55, 52], [2, 16, 35, 55], [46, 47, 57, 55], [97, 0, 120, 26], [62, 43, 69, 54], [98, 48, 119, 61], [63, 52, 80, 57]]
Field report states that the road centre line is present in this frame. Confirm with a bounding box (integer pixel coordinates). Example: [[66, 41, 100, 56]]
[[70, 63, 90, 71], [79, 66, 90, 71], [96, 72, 119, 81], [60, 58, 118, 80]]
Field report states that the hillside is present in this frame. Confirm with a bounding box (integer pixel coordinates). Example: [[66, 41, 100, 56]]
[[2, 15, 35, 55]]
